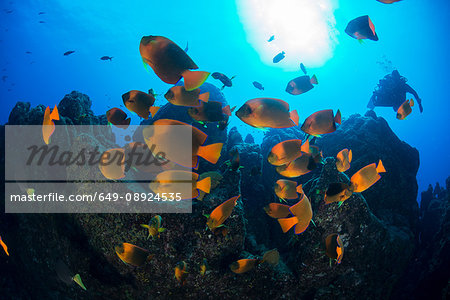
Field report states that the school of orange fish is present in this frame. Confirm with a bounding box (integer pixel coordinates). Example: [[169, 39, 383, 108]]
[[1, 3, 414, 288]]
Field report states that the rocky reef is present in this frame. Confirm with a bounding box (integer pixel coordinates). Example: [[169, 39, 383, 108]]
[[0, 90, 448, 299]]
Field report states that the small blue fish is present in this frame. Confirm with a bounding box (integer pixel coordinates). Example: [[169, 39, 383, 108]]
[[267, 35, 275, 42], [273, 51, 285, 63]]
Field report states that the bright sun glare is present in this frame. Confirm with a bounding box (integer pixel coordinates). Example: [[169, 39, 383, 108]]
[[237, 0, 339, 69]]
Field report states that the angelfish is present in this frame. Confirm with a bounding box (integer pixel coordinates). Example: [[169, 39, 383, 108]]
[[396, 99, 414, 120], [286, 75, 318, 95], [140, 215, 165, 239], [205, 195, 240, 231], [345, 15, 379, 41], [139, 35, 209, 91], [325, 233, 344, 264]]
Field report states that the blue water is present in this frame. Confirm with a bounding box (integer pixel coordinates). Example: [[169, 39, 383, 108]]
[[1, 0, 449, 199]]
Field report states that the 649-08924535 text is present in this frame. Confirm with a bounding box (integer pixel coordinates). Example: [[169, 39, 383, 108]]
[[9, 192, 183, 203]]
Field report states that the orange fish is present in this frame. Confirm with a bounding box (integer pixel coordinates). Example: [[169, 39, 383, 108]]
[[99, 148, 126, 180], [285, 74, 318, 95], [115, 243, 153, 267], [276, 151, 322, 178], [188, 101, 234, 123], [324, 182, 352, 205], [206, 195, 240, 231], [42, 104, 59, 144], [164, 86, 209, 107], [277, 194, 313, 235], [122, 90, 159, 119], [325, 233, 344, 264], [174, 261, 188, 285], [345, 15, 378, 41], [106, 108, 131, 129], [139, 35, 209, 91], [149, 170, 211, 200], [396, 99, 414, 120], [263, 203, 291, 219], [301, 109, 341, 137], [230, 249, 279, 274], [325, 160, 386, 205], [268, 139, 309, 166], [143, 119, 223, 169], [0, 235, 9, 256], [350, 159, 386, 193], [274, 179, 303, 200], [336, 149, 352, 172], [236, 98, 299, 129]]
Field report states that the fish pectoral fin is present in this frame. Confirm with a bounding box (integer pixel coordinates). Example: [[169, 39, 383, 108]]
[[158, 228, 166, 232]]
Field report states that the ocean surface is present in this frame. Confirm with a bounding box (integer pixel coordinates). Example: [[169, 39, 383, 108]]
[[0, 0, 449, 200]]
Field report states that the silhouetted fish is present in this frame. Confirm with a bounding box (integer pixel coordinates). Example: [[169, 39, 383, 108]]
[[63, 51, 75, 56]]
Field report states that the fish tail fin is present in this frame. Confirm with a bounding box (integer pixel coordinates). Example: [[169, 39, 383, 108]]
[[310, 74, 318, 85], [149, 106, 160, 118], [199, 92, 209, 103], [376, 160, 386, 173], [296, 184, 303, 194], [222, 105, 231, 116], [197, 143, 223, 164], [50, 105, 59, 121], [197, 177, 211, 194], [182, 70, 210, 91], [290, 110, 299, 126], [72, 274, 87, 291], [335, 109, 342, 124], [277, 217, 298, 233], [301, 139, 310, 153]]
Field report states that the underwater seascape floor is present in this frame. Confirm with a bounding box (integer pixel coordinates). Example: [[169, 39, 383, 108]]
[[1, 1, 449, 300]]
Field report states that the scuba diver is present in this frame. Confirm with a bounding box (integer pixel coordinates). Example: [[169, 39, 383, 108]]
[[367, 70, 423, 113]]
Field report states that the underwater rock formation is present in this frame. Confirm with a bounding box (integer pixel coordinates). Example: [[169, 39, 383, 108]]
[[316, 112, 420, 233], [392, 179, 450, 300], [2, 92, 448, 299]]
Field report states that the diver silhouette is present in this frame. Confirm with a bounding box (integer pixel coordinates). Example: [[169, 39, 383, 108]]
[[367, 70, 423, 113]]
